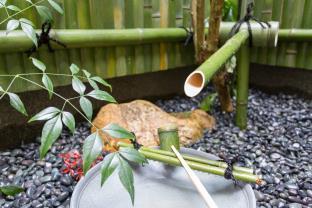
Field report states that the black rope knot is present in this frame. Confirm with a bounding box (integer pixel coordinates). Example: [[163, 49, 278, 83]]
[[218, 153, 243, 186], [26, 21, 66, 57], [229, 2, 271, 46], [179, 26, 194, 46], [130, 132, 142, 150]]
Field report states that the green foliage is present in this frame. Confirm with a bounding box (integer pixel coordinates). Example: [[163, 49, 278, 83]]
[[102, 123, 136, 141], [118, 156, 135, 205], [87, 90, 116, 103], [119, 147, 147, 164], [0, 185, 24, 196], [42, 74, 53, 99], [39, 115, 63, 159], [222, 0, 238, 21], [48, 0, 64, 14], [72, 77, 86, 95], [100, 153, 119, 185], [79, 96, 93, 120], [82, 132, 103, 174], [31, 57, 46, 72], [28, 107, 60, 122], [61, 111, 75, 134], [199, 93, 218, 112], [8, 92, 28, 116]]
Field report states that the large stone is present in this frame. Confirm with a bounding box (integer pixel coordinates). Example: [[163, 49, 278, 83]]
[[92, 100, 215, 147]]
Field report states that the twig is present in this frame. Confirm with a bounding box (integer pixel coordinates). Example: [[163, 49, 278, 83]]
[[171, 145, 218, 208]]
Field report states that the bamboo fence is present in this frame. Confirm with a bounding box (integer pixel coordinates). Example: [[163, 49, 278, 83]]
[[0, 0, 311, 93]]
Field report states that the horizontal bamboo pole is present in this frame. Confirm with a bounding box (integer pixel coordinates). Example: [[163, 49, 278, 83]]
[[0, 22, 281, 53], [278, 29, 312, 41], [140, 146, 253, 174], [118, 142, 261, 184]]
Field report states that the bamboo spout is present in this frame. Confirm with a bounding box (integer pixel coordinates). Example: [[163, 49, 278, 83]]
[[184, 21, 279, 97]]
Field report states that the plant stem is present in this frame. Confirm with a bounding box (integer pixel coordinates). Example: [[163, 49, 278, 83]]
[[17, 76, 96, 128], [0, 75, 18, 100], [0, 0, 47, 25], [0, 73, 87, 81]]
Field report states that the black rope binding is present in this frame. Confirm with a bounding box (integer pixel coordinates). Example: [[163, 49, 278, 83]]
[[218, 153, 243, 186], [229, 2, 271, 46], [130, 132, 142, 150], [26, 21, 66, 57], [179, 26, 194, 46]]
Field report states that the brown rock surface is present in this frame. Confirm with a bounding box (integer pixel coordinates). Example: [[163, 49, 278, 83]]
[[92, 100, 215, 147]]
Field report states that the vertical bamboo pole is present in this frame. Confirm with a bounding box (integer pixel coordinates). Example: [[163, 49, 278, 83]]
[[250, 0, 264, 63], [143, 0, 153, 71], [151, 0, 160, 71], [181, 0, 194, 66], [235, 44, 250, 129], [64, 0, 81, 69], [175, 0, 183, 67], [267, 0, 284, 66], [114, 0, 127, 76], [159, 0, 169, 70], [125, 0, 145, 74], [77, 0, 94, 73], [53, 0, 69, 87], [0, 2, 8, 88], [158, 125, 180, 152], [167, 0, 176, 69], [256, 0, 273, 65], [284, 0, 305, 68], [89, 0, 109, 78], [296, 0, 312, 69]]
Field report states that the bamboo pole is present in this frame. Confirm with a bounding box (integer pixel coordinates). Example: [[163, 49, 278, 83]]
[[174, 0, 183, 67], [159, 0, 169, 70], [296, 0, 312, 69], [139, 146, 253, 174], [250, 0, 264, 63], [158, 125, 180, 151], [167, 0, 177, 69], [184, 30, 249, 97], [171, 145, 218, 208], [118, 142, 261, 184], [151, 0, 160, 72], [235, 44, 250, 130], [114, 0, 127, 77], [143, 0, 153, 72], [267, 0, 284, 66]]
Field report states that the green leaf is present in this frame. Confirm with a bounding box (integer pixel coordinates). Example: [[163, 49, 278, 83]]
[[42, 74, 53, 99], [79, 96, 93, 120], [36, 5, 53, 22], [72, 77, 86, 95], [48, 0, 63, 14], [0, 86, 4, 92], [82, 132, 103, 174], [199, 93, 217, 112], [101, 152, 119, 186], [29, 107, 60, 122], [20, 20, 37, 47], [39, 115, 63, 159], [7, 5, 21, 11], [119, 147, 146, 164], [70, 63, 79, 75], [102, 123, 135, 140], [30, 57, 46, 71], [0, 185, 24, 196], [83, 69, 91, 78], [19, 18, 34, 26], [0, 0, 7, 8], [6, 19, 19, 34], [87, 90, 116, 103], [118, 157, 135, 205], [7, 93, 28, 116], [88, 78, 99, 90], [62, 111, 75, 134], [90, 76, 112, 91], [26, 0, 32, 4]]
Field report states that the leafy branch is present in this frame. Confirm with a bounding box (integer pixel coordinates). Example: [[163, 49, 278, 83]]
[[1, 0, 63, 46], [0, 57, 146, 205]]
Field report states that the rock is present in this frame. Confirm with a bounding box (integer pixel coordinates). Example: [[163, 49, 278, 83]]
[[60, 175, 73, 186], [91, 100, 215, 147]]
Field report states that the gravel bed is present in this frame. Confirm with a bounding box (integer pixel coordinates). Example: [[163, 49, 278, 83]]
[[0, 88, 311, 208]]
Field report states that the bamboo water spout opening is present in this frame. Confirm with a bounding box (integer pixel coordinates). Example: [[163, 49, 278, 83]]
[[184, 71, 205, 97]]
